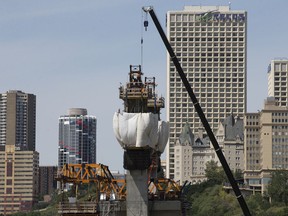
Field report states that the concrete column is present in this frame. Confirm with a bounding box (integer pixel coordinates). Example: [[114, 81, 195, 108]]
[[126, 170, 148, 216]]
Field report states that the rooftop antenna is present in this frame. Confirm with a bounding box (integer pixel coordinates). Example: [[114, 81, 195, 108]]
[[229, 2, 231, 10]]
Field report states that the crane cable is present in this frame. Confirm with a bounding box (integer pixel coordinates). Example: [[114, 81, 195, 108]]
[[141, 10, 144, 69], [141, 9, 149, 70]]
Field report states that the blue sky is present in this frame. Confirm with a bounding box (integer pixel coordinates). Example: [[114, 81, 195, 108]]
[[1, 0, 288, 172]]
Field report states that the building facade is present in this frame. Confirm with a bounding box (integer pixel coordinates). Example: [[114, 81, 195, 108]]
[[244, 113, 261, 171], [174, 123, 215, 184], [244, 97, 288, 193], [268, 59, 288, 107], [174, 122, 194, 184], [0, 145, 39, 215], [215, 115, 245, 171], [0, 90, 36, 151], [0, 90, 38, 214], [166, 6, 247, 178], [38, 166, 57, 198], [58, 108, 97, 169]]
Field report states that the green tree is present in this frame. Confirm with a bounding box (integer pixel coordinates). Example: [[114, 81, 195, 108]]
[[267, 170, 288, 205], [233, 169, 243, 180], [246, 193, 270, 215], [205, 160, 227, 184]]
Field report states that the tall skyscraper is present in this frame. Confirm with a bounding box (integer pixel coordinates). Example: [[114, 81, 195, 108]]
[[0, 90, 36, 151], [0, 90, 38, 215], [268, 58, 288, 106], [58, 108, 97, 169], [166, 6, 247, 178]]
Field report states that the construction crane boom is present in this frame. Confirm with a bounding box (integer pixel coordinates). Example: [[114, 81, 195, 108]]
[[142, 6, 251, 216]]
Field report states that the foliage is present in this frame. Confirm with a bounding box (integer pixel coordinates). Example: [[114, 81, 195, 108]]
[[234, 169, 244, 180], [205, 160, 227, 184], [186, 184, 241, 216], [185, 177, 288, 216], [49, 193, 64, 206], [10, 212, 39, 216], [246, 193, 270, 215], [32, 202, 50, 210], [267, 170, 288, 205], [38, 207, 58, 216]]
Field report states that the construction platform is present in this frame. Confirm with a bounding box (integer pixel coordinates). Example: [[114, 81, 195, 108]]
[[56, 163, 186, 216], [58, 200, 182, 216]]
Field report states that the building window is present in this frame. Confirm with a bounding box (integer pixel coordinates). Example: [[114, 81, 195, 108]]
[[6, 161, 13, 177], [6, 188, 12, 194], [6, 179, 12, 185]]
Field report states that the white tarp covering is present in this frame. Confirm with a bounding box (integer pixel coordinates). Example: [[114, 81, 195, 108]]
[[113, 112, 169, 153]]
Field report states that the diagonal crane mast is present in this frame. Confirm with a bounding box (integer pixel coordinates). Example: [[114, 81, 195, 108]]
[[142, 6, 251, 216]]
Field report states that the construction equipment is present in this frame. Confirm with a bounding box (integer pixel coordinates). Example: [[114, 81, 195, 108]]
[[57, 163, 182, 201], [57, 66, 184, 215], [142, 6, 251, 216], [119, 65, 164, 117], [56, 163, 126, 201]]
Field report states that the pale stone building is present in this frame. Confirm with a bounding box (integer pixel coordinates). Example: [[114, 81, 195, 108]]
[[215, 115, 244, 171], [174, 123, 215, 184]]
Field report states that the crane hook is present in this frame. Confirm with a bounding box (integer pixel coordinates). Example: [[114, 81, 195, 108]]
[[143, 7, 150, 31], [144, 20, 148, 31]]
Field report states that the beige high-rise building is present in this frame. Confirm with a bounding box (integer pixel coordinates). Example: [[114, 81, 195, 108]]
[[244, 97, 288, 193], [0, 90, 36, 151], [0, 145, 39, 214], [166, 6, 247, 179], [244, 113, 261, 171], [268, 59, 288, 107], [0, 90, 38, 214]]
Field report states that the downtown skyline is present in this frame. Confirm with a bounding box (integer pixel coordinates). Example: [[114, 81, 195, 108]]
[[1, 0, 288, 172]]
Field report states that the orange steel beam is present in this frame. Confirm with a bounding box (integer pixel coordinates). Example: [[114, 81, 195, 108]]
[[57, 163, 181, 201], [57, 163, 126, 200]]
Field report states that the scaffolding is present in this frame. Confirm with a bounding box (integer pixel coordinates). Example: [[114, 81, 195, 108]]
[[56, 163, 183, 215]]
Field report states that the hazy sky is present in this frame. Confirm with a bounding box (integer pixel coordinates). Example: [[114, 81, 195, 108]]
[[1, 0, 288, 172]]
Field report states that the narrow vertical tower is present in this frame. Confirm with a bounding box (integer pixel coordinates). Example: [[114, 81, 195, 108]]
[[0, 90, 36, 151], [58, 108, 97, 169], [113, 65, 168, 216]]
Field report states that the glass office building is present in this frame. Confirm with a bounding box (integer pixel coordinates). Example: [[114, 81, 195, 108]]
[[58, 108, 97, 169]]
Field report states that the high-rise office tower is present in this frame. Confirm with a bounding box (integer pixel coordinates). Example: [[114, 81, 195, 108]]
[[166, 6, 247, 178], [0, 90, 38, 214], [268, 59, 288, 106], [0, 90, 36, 151], [58, 108, 97, 169]]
